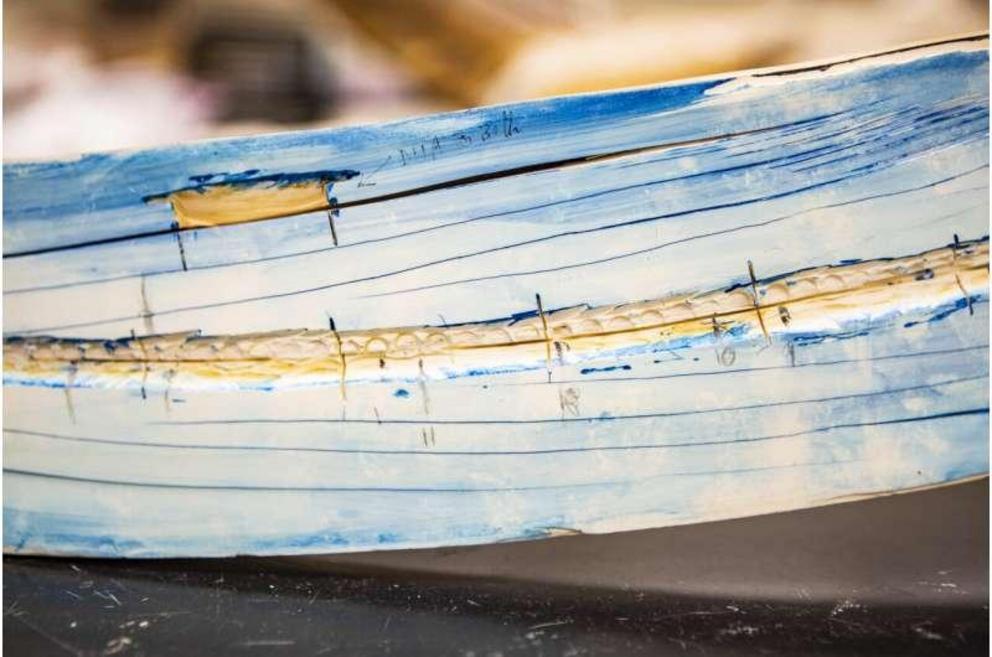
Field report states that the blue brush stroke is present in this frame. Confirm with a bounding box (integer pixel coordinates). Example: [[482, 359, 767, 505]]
[[580, 364, 632, 375], [3, 76, 727, 254], [142, 168, 361, 203]]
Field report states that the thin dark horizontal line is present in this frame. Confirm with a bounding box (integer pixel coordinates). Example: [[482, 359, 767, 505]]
[[365, 178, 989, 299], [7, 345, 987, 454], [1, 227, 179, 260], [8, 109, 878, 300], [6, 404, 986, 456], [4, 408, 983, 491], [156, 373, 986, 427], [1, 124, 794, 262], [328, 126, 789, 210], [721, 97, 903, 159], [790, 112, 988, 175], [358, 164, 988, 298], [751, 33, 988, 78], [769, 105, 976, 171], [7, 344, 986, 455], [3, 33, 982, 262], [1, 459, 857, 492], [15, 160, 987, 335], [0, 112, 850, 295], [503, 343, 990, 387]]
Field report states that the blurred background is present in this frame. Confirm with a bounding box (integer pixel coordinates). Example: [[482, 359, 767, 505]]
[[3, 0, 988, 160]]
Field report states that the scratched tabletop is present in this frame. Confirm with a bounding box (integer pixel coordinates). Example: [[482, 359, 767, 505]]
[[4, 479, 987, 656]]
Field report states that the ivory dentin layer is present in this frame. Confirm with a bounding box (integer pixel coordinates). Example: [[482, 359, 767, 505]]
[[2, 36, 987, 559]]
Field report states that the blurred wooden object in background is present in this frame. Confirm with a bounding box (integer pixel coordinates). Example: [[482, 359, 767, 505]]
[[329, 0, 537, 107], [329, 0, 988, 104], [3, 0, 988, 158]]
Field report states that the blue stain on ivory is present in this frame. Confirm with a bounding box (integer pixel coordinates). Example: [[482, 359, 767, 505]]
[[1, 37, 988, 558]]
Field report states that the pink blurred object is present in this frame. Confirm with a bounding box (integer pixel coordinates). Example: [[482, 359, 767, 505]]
[[4, 47, 218, 160]]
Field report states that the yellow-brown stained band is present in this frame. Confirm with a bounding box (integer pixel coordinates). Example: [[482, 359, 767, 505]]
[[4, 240, 988, 389], [168, 182, 330, 229]]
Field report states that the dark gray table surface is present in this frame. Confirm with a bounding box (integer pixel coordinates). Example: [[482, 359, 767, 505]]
[[4, 479, 988, 656]]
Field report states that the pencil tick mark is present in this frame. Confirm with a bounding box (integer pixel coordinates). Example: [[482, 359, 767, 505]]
[[747, 259, 771, 343], [328, 316, 346, 401], [326, 210, 339, 246], [418, 359, 431, 415], [131, 329, 148, 399], [536, 293, 553, 383], [139, 276, 155, 335], [162, 369, 176, 414], [64, 364, 78, 424], [952, 234, 974, 316], [172, 220, 189, 271]]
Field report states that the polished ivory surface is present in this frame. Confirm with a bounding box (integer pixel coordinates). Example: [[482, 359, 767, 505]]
[[3, 36, 989, 557]]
